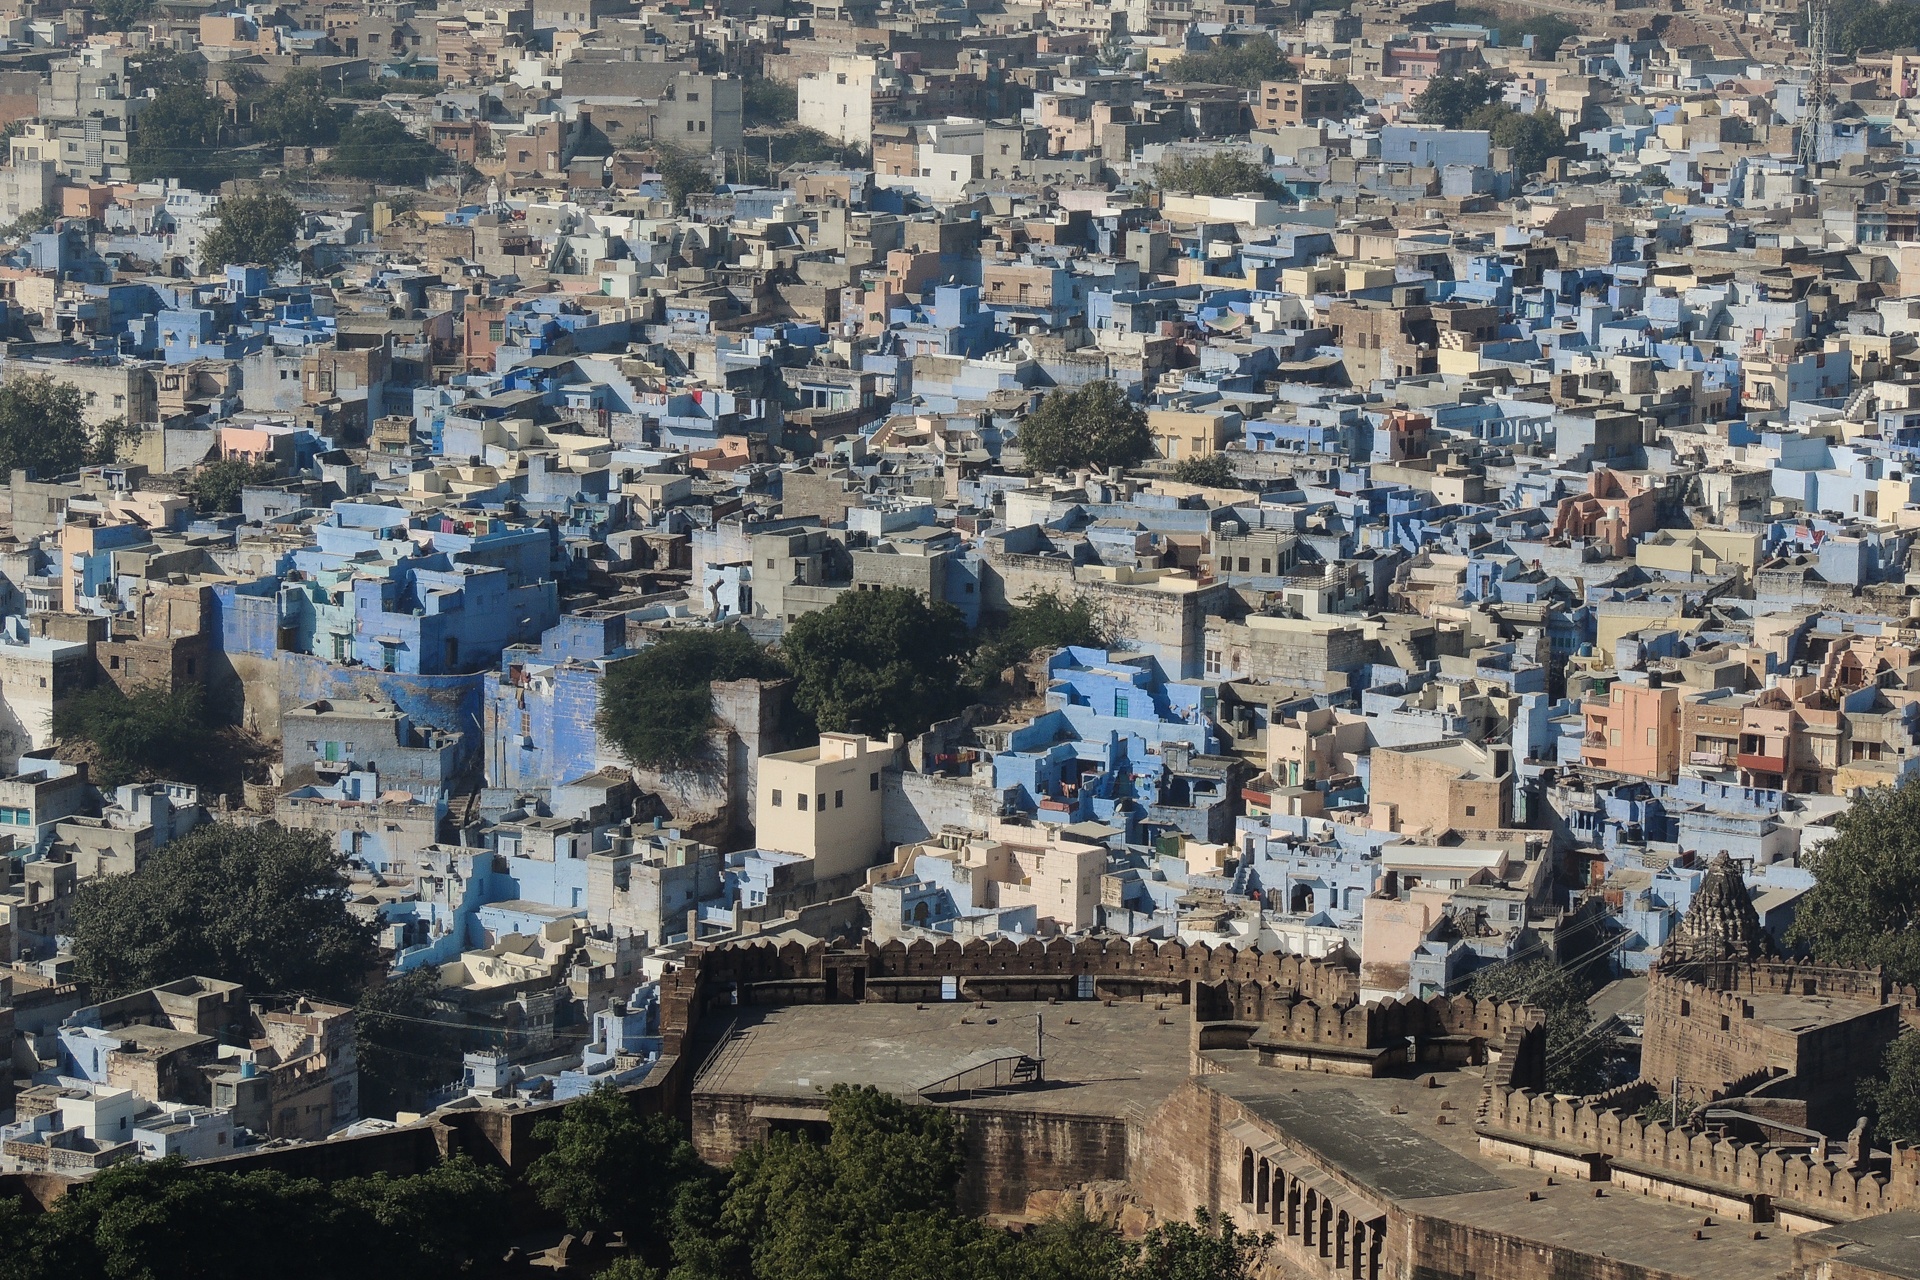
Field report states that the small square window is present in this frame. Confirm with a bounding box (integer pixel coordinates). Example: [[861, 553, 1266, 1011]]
[[771, 789, 782, 807], [797, 793, 808, 811]]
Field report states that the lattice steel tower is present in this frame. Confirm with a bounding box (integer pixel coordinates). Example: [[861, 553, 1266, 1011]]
[[1798, 0, 1830, 168]]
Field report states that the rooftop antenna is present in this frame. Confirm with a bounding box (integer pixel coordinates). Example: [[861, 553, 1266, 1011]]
[[1798, 0, 1830, 170]]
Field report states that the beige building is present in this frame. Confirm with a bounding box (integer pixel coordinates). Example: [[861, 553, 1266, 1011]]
[[0, 632, 89, 770], [1367, 740, 1512, 836], [755, 732, 901, 878]]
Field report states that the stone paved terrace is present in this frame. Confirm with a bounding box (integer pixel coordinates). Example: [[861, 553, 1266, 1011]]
[[691, 997, 1194, 1116]]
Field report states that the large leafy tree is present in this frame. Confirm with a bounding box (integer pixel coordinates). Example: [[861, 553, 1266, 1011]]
[[133, 82, 235, 187], [326, 111, 447, 184], [95, 0, 153, 30], [1173, 454, 1239, 488], [1413, 72, 1500, 129], [1470, 105, 1566, 177], [10, 1155, 509, 1280], [0, 375, 95, 479], [597, 629, 785, 769], [1123, 1209, 1272, 1280], [970, 589, 1108, 689], [1862, 1031, 1920, 1145], [255, 71, 344, 146], [1469, 958, 1608, 1094], [356, 968, 467, 1118], [1161, 36, 1294, 88], [1788, 777, 1920, 984], [1153, 152, 1280, 199], [69, 822, 376, 1001], [188, 457, 280, 513], [54, 682, 215, 787], [780, 588, 970, 738], [201, 192, 302, 271], [528, 1088, 706, 1265], [1015, 380, 1153, 474]]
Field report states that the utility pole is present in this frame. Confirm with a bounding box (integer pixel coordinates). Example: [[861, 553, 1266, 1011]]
[[1798, 0, 1830, 169]]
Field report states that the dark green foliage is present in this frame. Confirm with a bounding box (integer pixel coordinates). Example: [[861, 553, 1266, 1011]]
[[68, 821, 376, 1001], [0, 204, 52, 241], [255, 71, 345, 146], [356, 968, 466, 1118], [188, 457, 280, 513], [1015, 380, 1154, 474], [1831, 0, 1920, 55], [529, 1088, 706, 1264], [1173, 454, 1239, 488], [2, 1155, 509, 1280], [1161, 36, 1294, 88], [1469, 105, 1566, 177], [95, 0, 153, 30], [132, 82, 240, 188], [1788, 777, 1920, 984], [597, 629, 784, 769], [780, 588, 970, 738], [1468, 958, 1608, 1094], [1121, 1208, 1272, 1280], [742, 80, 798, 124], [325, 111, 448, 184], [656, 143, 715, 209], [0, 375, 98, 480], [1153, 152, 1280, 199], [1413, 72, 1499, 128], [970, 589, 1109, 689], [1861, 1031, 1920, 1145], [54, 682, 215, 788], [201, 192, 301, 271], [129, 51, 204, 95]]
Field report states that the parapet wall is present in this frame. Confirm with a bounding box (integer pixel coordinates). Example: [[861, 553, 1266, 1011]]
[[1478, 1081, 1920, 1223], [659, 935, 1363, 1058]]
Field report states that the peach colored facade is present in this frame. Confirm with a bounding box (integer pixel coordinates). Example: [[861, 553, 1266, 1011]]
[[1581, 680, 1682, 781]]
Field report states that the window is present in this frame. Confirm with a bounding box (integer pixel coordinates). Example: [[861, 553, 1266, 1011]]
[[816, 793, 826, 810], [771, 790, 782, 807], [834, 790, 843, 808], [687, 121, 696, 132], [870, 771, 880, 790], [1464, 805, 1476, 817], [797, 793, 808, 811], [1114, 694, 1130, 717]]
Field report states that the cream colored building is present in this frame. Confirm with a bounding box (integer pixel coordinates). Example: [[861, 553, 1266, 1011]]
[[755, 732, 902, 878], [0, 632, 89, 770]]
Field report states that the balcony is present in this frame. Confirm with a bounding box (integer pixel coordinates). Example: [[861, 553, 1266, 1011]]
[[1736, 752, 1788, 776]]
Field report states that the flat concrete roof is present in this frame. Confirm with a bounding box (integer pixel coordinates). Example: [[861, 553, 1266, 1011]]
[[692, 999, 1193, 1116], [1799, 1212, 1920, 1279]]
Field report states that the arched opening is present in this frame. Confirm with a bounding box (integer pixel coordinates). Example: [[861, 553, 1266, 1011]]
[[1240, 1148, 1254, 1204], [1290, 882, 1314, 913], [1255, 1158, 1270, 1213], [1336, 1210, 1350, 1269]]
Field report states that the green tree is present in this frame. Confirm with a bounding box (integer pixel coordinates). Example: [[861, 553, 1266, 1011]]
[[1468, 958, 1608, 1094], [96, 0, 153, 30], [1173, 454, 1239, 487], [326, 111, 447, 184], [1469, 104, 1565, 177], [529, 1088, 706, 1263], [1788, 777, 1920, 984], [655, 143, 715, 209], [1413, 71, 1499, 129], [1015, 380, 1153, 474], [201, 191, 301, 271], [1832, 0, 1920, 55], [132, 82, 236, 188], [188, 456, 280, 513], [0, 375, 95, 480], [92, 415, 139, 466], [597, 629, 785, 770], [1153, 151, 1280, 199], [356, 968, 466, 1118], [1862, 1031, 1920, 1145], [333, 1157, 514, 1279], [1161, 36, 1294, 88], [255, 71, 344, 146], [68, 822, 376, 1000], [742, 80, 798, 125], [1121, 1208, 1272, 1280], [780, 588, 970, 738], [54, 682, 215, 787], [0, 204, 52, 242], [969, 589, 1109, 690]]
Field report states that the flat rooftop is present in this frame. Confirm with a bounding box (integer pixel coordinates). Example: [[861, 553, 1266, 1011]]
[[692, 999, 1192, 1116]]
